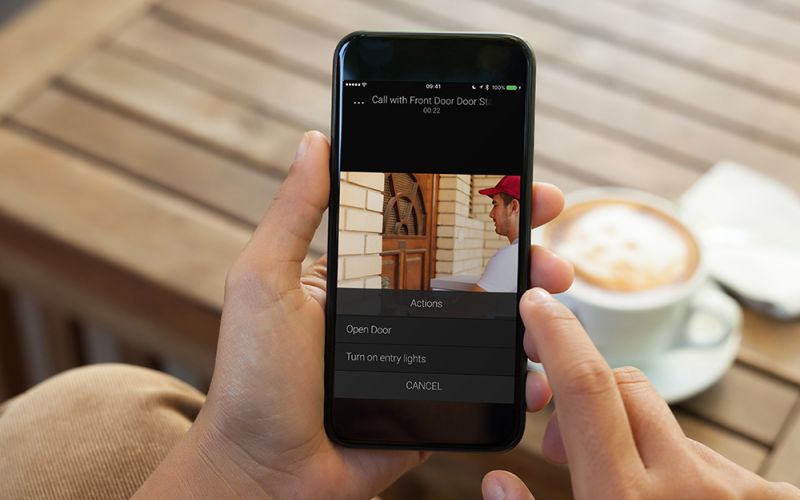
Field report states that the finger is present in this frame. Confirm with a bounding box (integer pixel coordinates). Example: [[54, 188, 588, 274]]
[[301, 255, 328, 282], [523, 314, 540, 363], [482, 470, 535, 500], [520, 293, 542, 357], [540, 368, 689, 468], [241, 131, 329, 281], [541, 410, 567, 464], [613, 366, 687, 467], [540, 368, 688, 467], [532, 182, 564, 228], [530, 245, 574, 294], [520, 288, 643, 486], [300, 255, 327, 307], [526, 370, 552, 412]]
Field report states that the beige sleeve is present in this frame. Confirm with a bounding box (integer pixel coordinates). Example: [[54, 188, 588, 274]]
[[0, 364, 205, 500]]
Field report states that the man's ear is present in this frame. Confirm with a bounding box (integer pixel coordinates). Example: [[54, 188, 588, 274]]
[[510, 198, 521, 214]]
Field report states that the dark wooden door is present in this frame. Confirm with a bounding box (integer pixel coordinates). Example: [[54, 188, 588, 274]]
[[381, 173, 437, 290]]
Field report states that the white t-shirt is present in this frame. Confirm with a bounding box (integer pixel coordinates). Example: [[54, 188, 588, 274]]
[[477, 239, 519, 292]]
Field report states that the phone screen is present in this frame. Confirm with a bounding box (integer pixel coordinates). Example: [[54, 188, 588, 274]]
[[326, 33, 533, 450]]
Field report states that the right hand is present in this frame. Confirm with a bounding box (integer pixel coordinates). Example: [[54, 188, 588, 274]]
[[482, 287, 800, 500]]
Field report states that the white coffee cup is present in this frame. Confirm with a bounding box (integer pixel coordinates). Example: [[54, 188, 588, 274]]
[[534, 187, 740, 367]]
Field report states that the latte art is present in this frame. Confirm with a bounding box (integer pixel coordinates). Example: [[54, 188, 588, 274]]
[[545, 200, 699, 292]]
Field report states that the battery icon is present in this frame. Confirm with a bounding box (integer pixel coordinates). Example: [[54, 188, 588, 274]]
[[506, 85, 519, 91]]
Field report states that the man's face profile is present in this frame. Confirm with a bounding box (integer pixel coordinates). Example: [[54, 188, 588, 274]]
[[489, 193, 520, 238]]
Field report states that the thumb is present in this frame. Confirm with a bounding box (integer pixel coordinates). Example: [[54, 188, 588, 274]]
[[482, 470, 535, 500], [238, 131, 329, 289]]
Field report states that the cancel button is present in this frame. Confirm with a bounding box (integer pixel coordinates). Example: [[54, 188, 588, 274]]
[[334, 371, 514, 403], [406, 379, 443, 391]]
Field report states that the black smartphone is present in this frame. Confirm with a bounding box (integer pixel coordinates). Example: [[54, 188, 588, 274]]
[[325, 32, 534, 451]]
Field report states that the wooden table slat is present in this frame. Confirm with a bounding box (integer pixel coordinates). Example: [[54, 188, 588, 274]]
[[0, 128, 248, 309], [675, 411, 768, 473], [63, 49, 303, 174], [680, 364, 799, 446], [115, 14, 330, 131], [505, 0, 800, 105], [536, 68, 800, 193], [609, 0, 800, 57], [13, 88, 274, 228], [12, 86, 328, 255], [161, 0, 333, 80], [764, 405, 800, 484], [739, 311, 800, 386], [530, 163, 591, 194], [753, 0, 800, 23], [0, 0, 158, 114], [534, 117, 700, 198], [239, 0, 418, 38]]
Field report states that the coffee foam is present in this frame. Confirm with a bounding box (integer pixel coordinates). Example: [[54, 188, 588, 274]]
[[546, 200, 699, 292]]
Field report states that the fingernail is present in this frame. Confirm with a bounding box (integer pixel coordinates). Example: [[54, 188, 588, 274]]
[[484, 480, 506, 500], [526, 287, 551, 303], [295, 131, 311, 160]]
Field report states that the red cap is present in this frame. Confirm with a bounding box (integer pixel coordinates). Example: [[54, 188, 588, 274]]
[[478, 175, 521, 200]]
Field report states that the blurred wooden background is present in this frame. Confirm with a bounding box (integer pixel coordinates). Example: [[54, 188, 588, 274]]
[[0, 0, 799, 497]]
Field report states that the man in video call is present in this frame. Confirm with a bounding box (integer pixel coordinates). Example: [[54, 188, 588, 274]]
[[472, 175, 521, 293]]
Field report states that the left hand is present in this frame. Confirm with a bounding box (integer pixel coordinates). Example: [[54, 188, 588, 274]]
[[136, 130, 573, 499]]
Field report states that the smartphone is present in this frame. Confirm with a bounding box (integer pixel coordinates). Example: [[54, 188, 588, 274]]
[[325, 32, 534, 450]]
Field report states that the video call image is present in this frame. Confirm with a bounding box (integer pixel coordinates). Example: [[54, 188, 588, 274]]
[[337, 172, 520, 293]]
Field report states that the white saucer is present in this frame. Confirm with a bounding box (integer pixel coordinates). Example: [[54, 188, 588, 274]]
[[528, 324, 742, 404], [636, 325, 741, 403]]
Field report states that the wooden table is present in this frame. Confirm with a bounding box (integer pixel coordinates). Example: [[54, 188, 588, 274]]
[[0, 0, 798, 497]]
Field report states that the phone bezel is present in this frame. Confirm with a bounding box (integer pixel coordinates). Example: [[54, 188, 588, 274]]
[[325, 31, 535, 451]]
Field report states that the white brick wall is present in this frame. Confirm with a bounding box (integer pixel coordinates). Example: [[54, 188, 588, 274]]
[[337, 172, 384, 288], [435, 174, 491, 277]]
